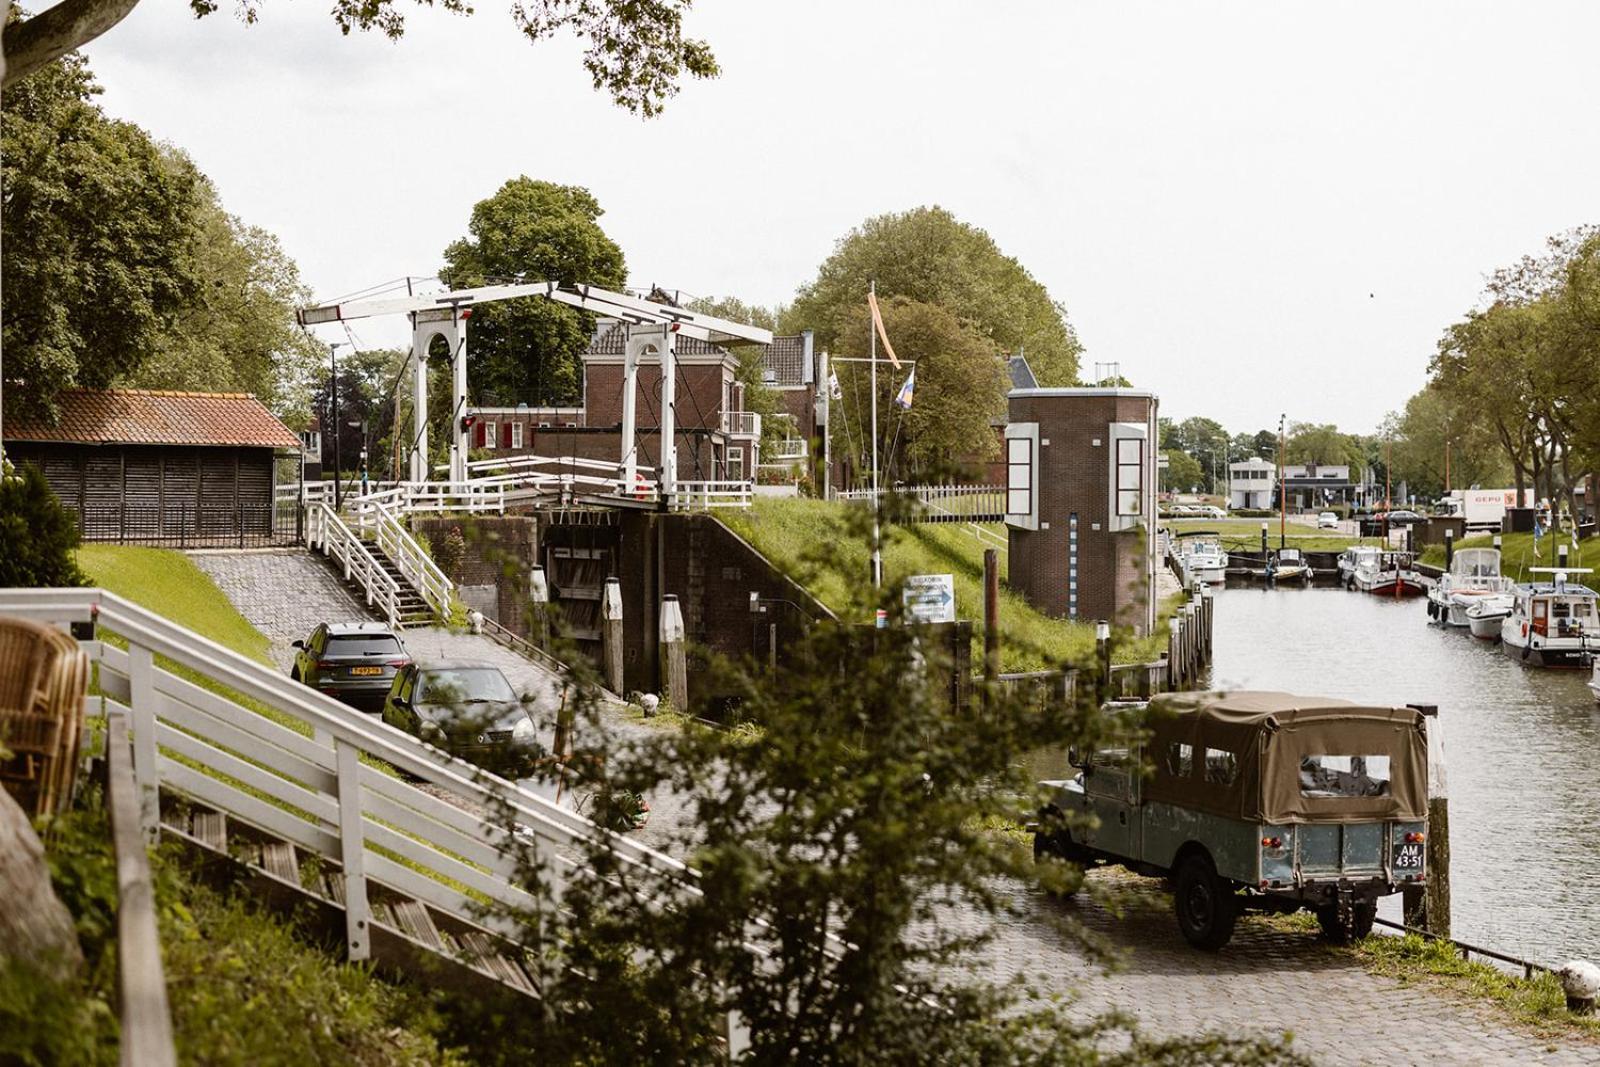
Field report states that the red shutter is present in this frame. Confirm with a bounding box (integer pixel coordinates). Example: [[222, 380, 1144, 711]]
[[503, 422, 513, 448], [475, 421, 486, 448]]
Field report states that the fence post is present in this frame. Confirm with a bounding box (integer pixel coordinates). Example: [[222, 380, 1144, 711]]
[[1095, 621, 1110, 706], [127, 642, 161, 844], [983, 549, 1000, 710], [1168, 616, 1181, 690], [602, 578, 625, 694], [660, 594, 688, 712], [334, 738, 372, 962], [530, 565, 551, 650]]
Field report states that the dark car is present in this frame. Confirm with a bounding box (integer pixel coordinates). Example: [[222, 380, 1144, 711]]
[[382, 663, 541, 765], [1376, 510, 1427, 525], [290, 623, 412, 712]]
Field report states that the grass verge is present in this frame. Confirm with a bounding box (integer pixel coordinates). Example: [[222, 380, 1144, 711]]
[[1354, 933, 1600, 1041], [720, 499, 1171, 672], [1165, 518, 1381, 554]]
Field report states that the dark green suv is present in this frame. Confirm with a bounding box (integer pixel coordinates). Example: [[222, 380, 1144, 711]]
[[290, 623, 412, 712], [382, 662, 540, 765]]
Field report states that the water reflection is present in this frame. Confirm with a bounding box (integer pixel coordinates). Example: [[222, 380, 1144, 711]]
[[1206, 585, 1599, 963]]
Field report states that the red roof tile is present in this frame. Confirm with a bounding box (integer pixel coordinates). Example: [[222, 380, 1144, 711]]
[[4, 389, 301, 449]]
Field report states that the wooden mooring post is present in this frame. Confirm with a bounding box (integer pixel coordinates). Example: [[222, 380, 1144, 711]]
[[601, 577, 624, 694], [529, 564, 551, 651], [660, 594, 688, 712], [1404, 703, 1451, 937], [983, 549, 1000, 709]]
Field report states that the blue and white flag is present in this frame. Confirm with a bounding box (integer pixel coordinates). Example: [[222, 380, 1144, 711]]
[[893, 367, 916, 410]]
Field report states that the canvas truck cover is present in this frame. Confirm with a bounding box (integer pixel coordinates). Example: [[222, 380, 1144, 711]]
[[1142, 691, 1427, 824]]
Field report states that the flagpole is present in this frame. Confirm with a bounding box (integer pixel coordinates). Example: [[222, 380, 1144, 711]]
[[870, 279, 882, 589]]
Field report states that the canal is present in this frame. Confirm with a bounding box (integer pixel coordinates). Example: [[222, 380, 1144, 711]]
[[1207, 584, 1599, 964]]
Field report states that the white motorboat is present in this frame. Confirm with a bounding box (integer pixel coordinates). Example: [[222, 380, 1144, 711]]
[[1176, 532, 1229, 584], [1466, 594, 1514, 640], [1268, 546, 1312, 584], [1427, 548, 1514, 627], [1589, 658, 1600, 704], [1339, 546, 1377, 589], [1354, 550, 1426, 597], [1501, 569, 1599, 668]]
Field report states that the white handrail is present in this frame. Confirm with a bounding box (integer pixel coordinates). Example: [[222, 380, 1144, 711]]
[[306, 503, 404, 627], [369, 501, 453, 620]]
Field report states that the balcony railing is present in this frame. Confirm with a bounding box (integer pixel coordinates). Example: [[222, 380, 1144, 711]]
[[722, 411, 761, 438], [769, 438, 808, 461]]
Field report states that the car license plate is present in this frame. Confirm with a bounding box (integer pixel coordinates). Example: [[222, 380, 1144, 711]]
[[1393, 842, 1423, 871], [349, 666, 383, 676]]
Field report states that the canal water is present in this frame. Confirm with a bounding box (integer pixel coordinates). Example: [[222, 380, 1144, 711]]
[[1206, 584, 1599, 964]]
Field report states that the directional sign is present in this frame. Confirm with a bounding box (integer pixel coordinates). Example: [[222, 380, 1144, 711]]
[[903, 573, 956, 625]]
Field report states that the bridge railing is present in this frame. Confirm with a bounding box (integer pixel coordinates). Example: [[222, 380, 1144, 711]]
[[838, 484, 1005, 521]]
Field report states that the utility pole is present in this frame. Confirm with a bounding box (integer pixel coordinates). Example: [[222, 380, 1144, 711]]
[[1277, 413, 1287, 550], [869, 279, 882, 589], [329, 342, 348, 510]]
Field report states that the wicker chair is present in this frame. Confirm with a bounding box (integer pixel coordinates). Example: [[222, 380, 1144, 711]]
[[0, 616, 91, 818]]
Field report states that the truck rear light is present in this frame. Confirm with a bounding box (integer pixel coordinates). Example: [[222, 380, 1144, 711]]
[[386, 659, 409, 667], [1260, 836, 1282, 848], [1404, 832, 1425, 843]]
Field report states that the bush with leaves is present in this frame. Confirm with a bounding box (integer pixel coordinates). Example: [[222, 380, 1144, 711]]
[[0, 465, 86, 588]]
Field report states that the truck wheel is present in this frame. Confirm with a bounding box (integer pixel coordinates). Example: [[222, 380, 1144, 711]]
[[1174, 853, 1237, 950], [1316, 900, 1377, 943]]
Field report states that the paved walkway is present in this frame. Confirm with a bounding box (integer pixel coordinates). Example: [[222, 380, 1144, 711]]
[[187, 548, 1599, 1066]]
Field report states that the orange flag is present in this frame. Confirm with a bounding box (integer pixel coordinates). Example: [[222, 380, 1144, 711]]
[[866, 290, 902, 369]]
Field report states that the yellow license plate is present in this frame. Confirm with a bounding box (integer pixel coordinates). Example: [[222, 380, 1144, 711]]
[[349, 666, 383, 676]]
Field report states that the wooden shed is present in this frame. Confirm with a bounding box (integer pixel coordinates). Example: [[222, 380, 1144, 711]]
[[4, 389, 302, 547]]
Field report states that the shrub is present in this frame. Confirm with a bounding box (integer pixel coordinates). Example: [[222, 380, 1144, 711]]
[[0, 465, 87, 587]]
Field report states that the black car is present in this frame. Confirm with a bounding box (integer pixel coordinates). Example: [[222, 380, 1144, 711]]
[[290, 623, 412, 712], [382, 663, 541, 765], [1375, 509, 1427, 525]]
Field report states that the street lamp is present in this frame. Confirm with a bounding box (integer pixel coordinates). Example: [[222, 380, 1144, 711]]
[[328, 341, 349, 510]]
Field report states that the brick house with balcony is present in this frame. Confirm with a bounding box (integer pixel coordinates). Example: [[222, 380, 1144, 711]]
[[470, 319, 763, 484], [756, 331, 828, 480]]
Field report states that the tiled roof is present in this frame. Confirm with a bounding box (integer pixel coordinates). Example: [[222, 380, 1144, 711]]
[[762, 336, 808, 386], [4, 389, 301, 449], [1008, 354, 1039, 390], [584, 321, 731, 358]]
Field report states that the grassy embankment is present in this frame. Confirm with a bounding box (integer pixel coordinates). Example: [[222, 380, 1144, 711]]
[[719, 498, 1174, 672], [1163, 517, 1381, 554], [1418, 531, 1600, 592]]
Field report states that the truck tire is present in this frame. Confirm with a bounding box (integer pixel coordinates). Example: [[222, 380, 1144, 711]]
[[1174, 852, 1238, 950], [1316, 899, 1377, 943]]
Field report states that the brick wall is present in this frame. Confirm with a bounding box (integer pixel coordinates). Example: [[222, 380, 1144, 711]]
[[584, 362, 731, 430], [410, 515, 539, 635]]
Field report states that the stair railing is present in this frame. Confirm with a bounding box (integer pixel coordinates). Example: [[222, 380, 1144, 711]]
[[366, 499, 455, 622], [305, 502, 403, 627]]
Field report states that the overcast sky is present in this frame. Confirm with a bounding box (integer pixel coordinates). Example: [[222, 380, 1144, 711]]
[[83, 1, 1600, 435]]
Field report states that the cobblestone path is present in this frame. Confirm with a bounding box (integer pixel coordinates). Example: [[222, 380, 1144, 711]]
[[187, 548, 1599, 1066]]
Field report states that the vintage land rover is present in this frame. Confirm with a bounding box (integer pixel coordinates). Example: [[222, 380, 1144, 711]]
[[1034, 691, 1429, 950]]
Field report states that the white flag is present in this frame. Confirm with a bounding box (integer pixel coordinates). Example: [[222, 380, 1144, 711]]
[[828, 368, 842, 401]]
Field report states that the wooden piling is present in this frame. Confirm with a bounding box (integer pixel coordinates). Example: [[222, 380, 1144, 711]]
[[1404, 704, 1451, 937], [1095, 621, 1110, 705], [983, 549, 1000, 707], [601, 577, 624, 694], [660, 594, 688, 713]]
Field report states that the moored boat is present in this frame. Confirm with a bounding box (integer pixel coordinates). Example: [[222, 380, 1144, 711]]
[[1500, 569, 1598, 668], [1175, 531, 1229, 584], [1268, 546, 1312, 584], [1589, 658, 1600, 704], [1355, 551, 1426, 597], [1427, 548, 1514, 626], [1466, 594, 1514, 641]]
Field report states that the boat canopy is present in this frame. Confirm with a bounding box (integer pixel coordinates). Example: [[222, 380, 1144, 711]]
[[1142, 691, 1427, 825], [1450, 548, 1501, 578]]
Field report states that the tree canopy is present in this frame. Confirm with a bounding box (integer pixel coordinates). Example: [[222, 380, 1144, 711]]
[[784, 206, 1083, 388], [3, 0, 718, 116], [439, 177, 627, 406]]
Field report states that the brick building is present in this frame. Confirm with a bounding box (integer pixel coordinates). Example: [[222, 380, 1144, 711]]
[[756, 331, 828, 479], [1003, 387, 1160, 634], [3, 389, 301, 545]]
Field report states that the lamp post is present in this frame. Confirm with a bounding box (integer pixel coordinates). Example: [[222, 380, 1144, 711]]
[[328, 341, 348, 510], [348, 418, 369, 495]]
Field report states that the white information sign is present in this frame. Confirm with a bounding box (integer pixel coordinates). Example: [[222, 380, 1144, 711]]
[[903, 573, 956, 625]]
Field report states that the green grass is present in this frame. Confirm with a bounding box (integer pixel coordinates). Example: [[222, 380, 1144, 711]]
[[1164, 517, 1380, 554], [1355, 933, 1600, 1039], [1418, 532, 1600, 591], [76, 545, 274, 665], [719, 499, 1171, 672]]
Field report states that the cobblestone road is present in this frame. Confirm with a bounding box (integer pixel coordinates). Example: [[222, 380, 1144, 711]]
[[188, 548, 1600, 1066]]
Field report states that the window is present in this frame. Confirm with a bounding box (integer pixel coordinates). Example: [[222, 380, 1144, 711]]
[[511, 422, 524, 449], [324, 634, 405, 657], [727, 448, 745, 482], [1166, 742, 1193, 777], [1299, 755, 1391, 798], [482, 421, 496, 450], [1203, 747, 1237, 785], [1006, 437, 1032, 516], [1116, 437, 1143, 516]]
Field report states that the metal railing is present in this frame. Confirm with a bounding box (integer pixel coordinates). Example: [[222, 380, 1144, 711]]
[[670, 480, 754, 510], [0, 588, 694, 968], [838, 484, 1005, 520], [305, 503, 405, 627], [769, 438, 808, 461], [69, 501, 301, 549], [721, 411, 761, 438]]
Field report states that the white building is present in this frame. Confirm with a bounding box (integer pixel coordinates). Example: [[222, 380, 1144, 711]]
[[1229, 457, 1276, 510]]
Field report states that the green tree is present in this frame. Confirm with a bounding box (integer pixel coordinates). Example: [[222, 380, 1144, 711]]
[[125, 154, 326, 418], [439, 178, 627, 406], [1162, 449, 1204, 494], [2, 53, 204, 418], [784, 206, 1083, 387], [0, 466, 86, 587], [830, 297, 1007, 483], [1283, 422, 1365, 472], [4, 1, 717, 117], [1385, 385, 1507, 501], [1166, 416, 1230, 493]]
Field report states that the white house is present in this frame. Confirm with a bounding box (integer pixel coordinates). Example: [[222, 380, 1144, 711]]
[[1229, 457, 1276, 510]]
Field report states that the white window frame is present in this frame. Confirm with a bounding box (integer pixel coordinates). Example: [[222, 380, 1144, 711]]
[[1004, 422, 1039, 531], [1108, 422, 1149, 531], [482, 420, 497, 450], [511, 422, 524, 449], [727, 447, 745, 482]]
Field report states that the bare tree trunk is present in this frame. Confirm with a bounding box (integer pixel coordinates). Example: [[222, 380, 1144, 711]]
[[0, 788, 84, 980], [2, 0, 144, 88]]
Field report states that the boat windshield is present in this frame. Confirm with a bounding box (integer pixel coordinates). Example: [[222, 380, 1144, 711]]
[[1452, 549, 1501, 577]]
